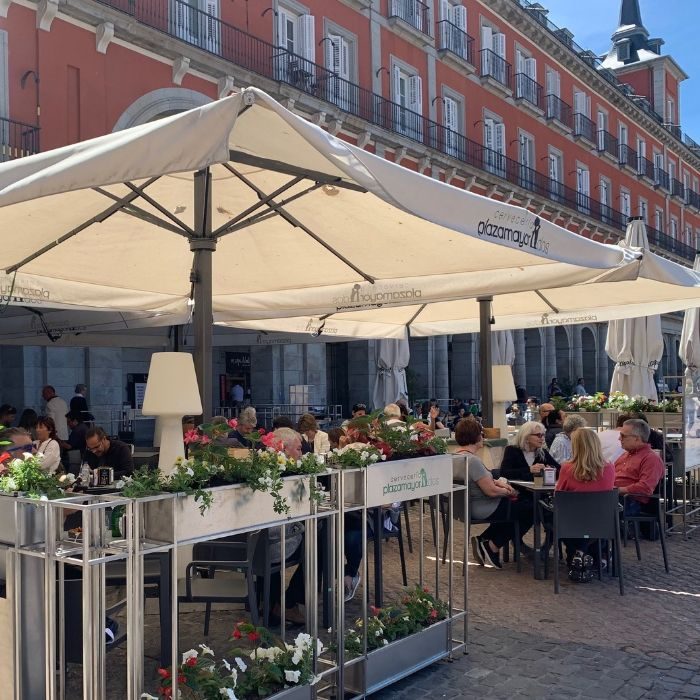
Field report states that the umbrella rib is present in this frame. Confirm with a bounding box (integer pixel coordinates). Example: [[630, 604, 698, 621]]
[[228, 150, 367, 192], [406, 304, 427, 329], [534, 290, 560, 314], [212, 175, 305, 237], [123, 182, 195, 235], [216, 182, 326, 237], [5, 179, 168, 273], [224, 164, 376, 283]]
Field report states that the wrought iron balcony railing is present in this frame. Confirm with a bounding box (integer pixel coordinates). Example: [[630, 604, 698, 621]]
[[618, 144, 637, 170], [479, 49, 511, 88], [437, 20, 474, 65], [514, 73, 543, 109], [574, 113, 596, 143], [637, 155, 655, 180], [92, 0, 696, 262], [671, 178, 685, 199], [0, 117, 40, 160], [654, 166, 670, 191], [596, 129, 618, 160], [545, 94, 572, 129], [388, 0, 432, 37]]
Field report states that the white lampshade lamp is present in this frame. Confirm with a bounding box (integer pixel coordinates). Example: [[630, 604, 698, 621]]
[[492, 365, 517, 440], [142, 352, 203, 474]]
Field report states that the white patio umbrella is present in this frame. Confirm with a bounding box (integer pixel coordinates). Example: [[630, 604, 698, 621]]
[[606, 219, 665, 401], [371, 339, 410, 410], [491, 331, 515, 365], [0, 86, 641, 412], [679, 253, 700, 388]]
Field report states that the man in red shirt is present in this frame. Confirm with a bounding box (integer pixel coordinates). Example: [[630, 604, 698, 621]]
[[614, 419, 665, 516]]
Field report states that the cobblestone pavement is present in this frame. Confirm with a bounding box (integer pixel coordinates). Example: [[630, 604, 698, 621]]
[[78, 507, 700, 699]]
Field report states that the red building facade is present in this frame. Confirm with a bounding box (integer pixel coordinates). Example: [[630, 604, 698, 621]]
[[0, 0, 693, 403]]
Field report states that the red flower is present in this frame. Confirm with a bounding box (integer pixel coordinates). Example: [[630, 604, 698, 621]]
[[233, 628, 242, 640], [157, 668, 171, 679], [161, 687, 172, 698], [258, 428, 266, 436], [369, 606, 381, 616], [228, 418, 238, 429], [183, 429, 201, 445], [423, 587, 430, 593], [247, 631, 260, 642], [185, 657, 197, 667], [429, 609, 438, 619], [178, 674, 186, 684], [199, 434, 212, 445]]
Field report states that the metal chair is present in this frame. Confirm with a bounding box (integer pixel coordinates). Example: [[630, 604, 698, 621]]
[[621, 486, 670, 573], [546, 490, 624, 595]]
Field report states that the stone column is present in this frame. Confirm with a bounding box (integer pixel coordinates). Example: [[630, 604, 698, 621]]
[[513, 329, 526, 389], [347, 340, 374, 410], [544, 327, 557, 398], [449, 334, 470, 400], [432, 335, 450, 400], [571, 325, 583, 384]]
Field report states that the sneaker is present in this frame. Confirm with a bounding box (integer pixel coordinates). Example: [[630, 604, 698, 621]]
[[581, 554, 595, 582], [471, 536, 485, 566], [571, 550, 585, 572], [478, 538, 502, 569], [344, 574, 361, 602]]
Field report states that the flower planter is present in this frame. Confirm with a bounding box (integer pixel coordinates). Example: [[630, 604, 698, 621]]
[[0, 494, 46, 547], [267, 684, 313, 700], [570, 411, 603, 428], [645, 412, 682, 430], [141, 475, 313, 543], [340, 455, 453, 508], [344, 619, 451, 695]]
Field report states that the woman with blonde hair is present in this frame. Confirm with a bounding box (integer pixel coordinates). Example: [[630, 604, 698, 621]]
[[555, 427, 615, 582]]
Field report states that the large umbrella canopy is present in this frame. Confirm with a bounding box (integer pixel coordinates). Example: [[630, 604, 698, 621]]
[[220, 241, 700, 338], [491, 331, 515, 365], [606, 219, 665, 401], [372, 339, 410, 410], [0, 86, 642, 411], [679, 253, 700, 385]]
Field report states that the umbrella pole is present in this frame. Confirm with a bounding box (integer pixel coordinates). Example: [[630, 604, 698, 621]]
[[478, 296, 493, 427], [192, 168, 215, 421]]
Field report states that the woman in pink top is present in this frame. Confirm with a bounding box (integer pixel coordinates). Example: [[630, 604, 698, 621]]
[[555, 428, 615, 582]]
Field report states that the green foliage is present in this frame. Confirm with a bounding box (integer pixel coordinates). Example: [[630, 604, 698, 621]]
[[0, 452, 65, 500]]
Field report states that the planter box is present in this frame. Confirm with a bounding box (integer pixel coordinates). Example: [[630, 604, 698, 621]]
[[646, 413, 682, 430], [571, 411, 603, 428], [268, 684, 312, 700], [344, 619, 450, 695], [340, 455, 453, 508], [142, 475, 313, 543], [0, 495, 45, 547]]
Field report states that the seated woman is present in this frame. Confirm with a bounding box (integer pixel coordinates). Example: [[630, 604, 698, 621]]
[[549, 414, 587, 464], [297, 413, 330, 454], [454, 417, 533, 570], [500, 421, 560, 483], [34, 416, 62, 474], [556, 428, 615, 582]]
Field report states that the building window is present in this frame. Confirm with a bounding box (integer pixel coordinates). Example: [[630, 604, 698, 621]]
[[638, 197, 648, 223], [685, 224, 693, 246], [596, 109, 608, 151], [480, 23, 507, 84], [573, 89, 590, 117], [599, 177, 611, 222], [439, 1, 468, 60], [548, 149, 563, 201], [514, 47, 537, 103], [276, 6, 316, 82], [654, 207, 664, 232], [442, 92, 463, 158], [518, 131, 535, 188], [620, 188, 631, 220], [670, 216, 678, 239], [324, 30, 353, 110], [667, 97, 675, 125], [576, 164, 590, 214], [636, 137, 646, 174], [173, 0, 221, 53], [392, 63, 423, 140], [483, 114, 505, 177]]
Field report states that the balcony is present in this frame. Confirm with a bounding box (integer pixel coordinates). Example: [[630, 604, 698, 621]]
[[387, 0, 432, 41], [90, 0, 695, 263], [573, 113, 596, 146], [618, 144, 637, 172], [654, 166, 670, 191], [596, 130, 619, 163], [637, 155, 655, 182], [686, 189, 700, 212], [437, 20, 474, 70], [0, 117, 40, 160], [479, 49, 512, 95], [671, 178, 685, 200], [647, 225, 696, 262], [513, 73, 543, 114], [545, 94, 572, 132]]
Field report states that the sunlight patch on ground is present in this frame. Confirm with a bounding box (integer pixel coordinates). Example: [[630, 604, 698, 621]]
[[637, 585, 700, 598]]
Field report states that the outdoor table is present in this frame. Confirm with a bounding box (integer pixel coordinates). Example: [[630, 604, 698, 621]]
[[509, 480, 556, 580]]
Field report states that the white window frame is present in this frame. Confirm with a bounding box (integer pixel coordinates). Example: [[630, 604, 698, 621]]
[[483, 109, 506, 177], [275, 2, 316, 82], [619, 187, 631, 220], [654, 206, 664, 232], [670, 216, 678, 239], [638, 197, 648, 223], [440, 1, 468, 60], [442, 88, 463, 158], [548, 147, 563, 200], [480, 20, 507, 83], [576, 162, 590, 214], [599, 176, 612, 221], [391, 59, 423, 140]]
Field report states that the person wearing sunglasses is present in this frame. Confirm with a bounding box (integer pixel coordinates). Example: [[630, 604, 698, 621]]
[[84, 427, 134, 479], [0, 427, 35, 473], [500, 421, 560, 483]]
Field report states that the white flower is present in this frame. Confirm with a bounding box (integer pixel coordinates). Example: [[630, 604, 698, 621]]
[[222, 658, 231, 671], [292, 649, 303, 665], [381, 454, 387, 461], [234, 657, 247, 672], [403, 616, 409, 622], [284, 670, 301, 684], [199, 643, 214, 656], [382, 639, 389, 646], [186, 467, 195, 477], [114, 479, 125, 489], [360, 451, 369, 461], [311, 674, 323, 686], [294, 633, 312, 650], [316, 639, 324, 656], [39, 495, 48, 501], [141, 694, 159, 700], [182, 649, 198, 664], [4, 477, 17, 491], [315, 454, 324, 465], [220, 689, 237, 700], [374, 630, 381, 637], [369, 454, 379, 463], [22, 452, 34, 461]]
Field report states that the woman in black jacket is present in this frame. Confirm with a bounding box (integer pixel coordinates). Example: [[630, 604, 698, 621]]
[[500, 421, 560, 482]]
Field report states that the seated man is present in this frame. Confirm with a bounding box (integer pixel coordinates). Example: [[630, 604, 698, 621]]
[[614, 419, 665, 516], [228, 407, 257, 447], [61, 411, 89, 456], [84, 427, 134, 479]]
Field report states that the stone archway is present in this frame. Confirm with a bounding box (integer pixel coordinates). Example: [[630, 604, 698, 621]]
[[112, 88, 212, 131]]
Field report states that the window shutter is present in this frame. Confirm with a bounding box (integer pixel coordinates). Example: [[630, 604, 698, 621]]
[[203, 0, 220, 52], [392, 64, 402, 104], [515, 49, 524, 75], [600, 179, 608, 206], [493, 32, 506, 59], [574, 90, 585, 114], [408, 74, 423, 114], [484, 118, 494, 150], [481, 25, 492, 52], [440, 0, 450, 20], [548, 153, 559, 181], [444, 96, 458, 131], [277, 9, 289, 49], [339, 37, 350, 80], [452, 4, 467, 31], [297, 14, 315, 63], [525, 57, 536, 79], [495, 122, 505, 154]]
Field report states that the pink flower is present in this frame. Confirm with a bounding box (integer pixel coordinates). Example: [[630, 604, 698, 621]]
[[258, 428, 266, 436], [183, 429, 200, 445], [228, 418, 238, 429], [261, 432, 277, 448], [199, 435, 211, 445]]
